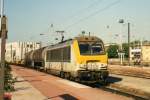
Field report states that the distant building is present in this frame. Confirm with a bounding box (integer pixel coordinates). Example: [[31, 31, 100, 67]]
[[5, 42, 41, 64], [130, 44, 150, 65], [130, 47, 141, 65], [141, 45, 150, 63]]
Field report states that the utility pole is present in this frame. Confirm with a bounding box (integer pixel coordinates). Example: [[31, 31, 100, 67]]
[[10, 44, 12, 62], [88, 32, 91, 37], [56, 31, 65, 42], [20, 42, 23, 63], [128, 23, 130, 66], [0, 0, 8, 99]]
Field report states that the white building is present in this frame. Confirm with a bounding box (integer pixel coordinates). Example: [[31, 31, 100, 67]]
[[130, 47, 141, 61], [130, 44, 150, 65], [141, 45, 150, 63], [5, 42, 41, 64]]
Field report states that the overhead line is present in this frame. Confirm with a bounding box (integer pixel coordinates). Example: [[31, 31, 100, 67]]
[[63, 0, 103, 23], [64, 0, 121, 30], [30, 0, 104, 42]]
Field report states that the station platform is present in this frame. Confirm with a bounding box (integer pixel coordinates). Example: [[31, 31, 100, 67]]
[[11, 65, 134, 100], [12, 72, 46, 100]]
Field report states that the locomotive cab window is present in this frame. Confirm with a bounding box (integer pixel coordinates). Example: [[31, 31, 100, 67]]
[[79, 44, 90, 54], [79, 41, 104, 55], [91, 43, 103, 54]]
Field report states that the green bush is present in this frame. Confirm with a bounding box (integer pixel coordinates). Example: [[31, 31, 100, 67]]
[[4, 63, 16, 92], [107, 45, 119, 58], [122, 43, 129, 58], [107, 44, 129, 58]]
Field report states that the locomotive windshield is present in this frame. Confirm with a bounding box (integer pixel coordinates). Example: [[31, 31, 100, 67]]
[[79, 41, 105, 55]]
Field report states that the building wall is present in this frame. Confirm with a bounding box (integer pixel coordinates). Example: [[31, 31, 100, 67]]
[[5, 42, 41, 63], [129, 45, 150, 65], [130, 47, 141, 61], [141, 45, 150, 62]]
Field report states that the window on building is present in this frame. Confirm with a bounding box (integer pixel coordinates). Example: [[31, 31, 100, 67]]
[[30, 45, 33, 48], [27, 44, 29, 48]]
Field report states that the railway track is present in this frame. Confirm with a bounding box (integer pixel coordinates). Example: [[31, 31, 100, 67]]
[[109, 73, 150, 79], [99, 86, 148, 100], [84, 82, 150, 100], [108, 65, 150, 79]]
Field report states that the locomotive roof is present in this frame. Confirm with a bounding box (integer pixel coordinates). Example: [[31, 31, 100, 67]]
[[46, 39, 73, 50], [75, 36, 103, 42], [26, 36, 103, 52], [46, 36, 102, 49]]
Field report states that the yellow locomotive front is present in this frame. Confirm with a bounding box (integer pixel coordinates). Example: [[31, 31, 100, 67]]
[[72, 36, 108, 82]]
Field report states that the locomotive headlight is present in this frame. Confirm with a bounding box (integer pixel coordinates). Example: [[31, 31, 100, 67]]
[[98, 63, 107, 70], [87, 73, 91, 77]]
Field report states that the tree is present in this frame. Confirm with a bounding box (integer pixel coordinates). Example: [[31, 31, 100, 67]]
[[122, 43, 129, 58], [107, 45, 119, 58]]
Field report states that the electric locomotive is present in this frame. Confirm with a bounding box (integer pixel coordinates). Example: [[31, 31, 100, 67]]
[[25, 35, 109, 82]]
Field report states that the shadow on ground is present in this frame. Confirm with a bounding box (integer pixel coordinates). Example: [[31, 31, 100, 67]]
[[90, 76, 122, 88], [46, 94, 78, 100], [106, 76, 122, 84]]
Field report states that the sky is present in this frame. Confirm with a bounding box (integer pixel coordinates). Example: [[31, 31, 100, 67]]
[[4, 0, 150, 44]]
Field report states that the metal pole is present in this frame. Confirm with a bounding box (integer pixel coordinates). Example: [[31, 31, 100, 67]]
[[0, 0, 4, 99], [119, 19, 124, 65], [0, 1, 8, 100], [10, 44, 12, 62], [128, 23, 130, 66], [0, 24, 6, 100], [21, 42, 23, 63], [120, 32, 123, 65], [0, 0, 3, 30]]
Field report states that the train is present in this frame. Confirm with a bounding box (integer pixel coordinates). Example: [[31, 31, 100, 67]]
[[25, 35, 109, 82]]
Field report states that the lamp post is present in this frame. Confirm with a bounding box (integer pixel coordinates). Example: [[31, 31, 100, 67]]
[[118, 19, 131, 66], [118, 19, 124, 65]]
